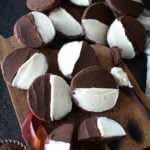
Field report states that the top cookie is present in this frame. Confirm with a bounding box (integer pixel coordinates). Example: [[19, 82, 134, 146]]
[[26, 0, 62, 11]]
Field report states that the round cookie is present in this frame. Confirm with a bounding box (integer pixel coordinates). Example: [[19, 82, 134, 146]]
[[1, 48, 48, 90], [107, 16, 146, 59], [78, 116, 126, 141], [45, 123, 74, 150], [70, 66, 119, 112], [49, 7, 83, 38], [58, 41, 99, 78], [14, 11, 55, 48], [82, 2, 114, 44], [26, 0, 62, 11], [27, 74, 72, 122], [105, 0, 143, 17]]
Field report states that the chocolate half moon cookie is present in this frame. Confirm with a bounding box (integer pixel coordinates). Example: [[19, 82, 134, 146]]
[[82, 2, 114, 44], [1, 48, 48, 90], [14, 11, 55, 48], [78, 116, 126, 141], [70, 66, 119, 112], [27, 74, 72, 122], [105, 0, 143, 17], [26, 0, 62, 11], [45, 123, 74, 150], [107, 16, 146, 59], [58, 41, 99, 78], [49, 7, 83, 38]]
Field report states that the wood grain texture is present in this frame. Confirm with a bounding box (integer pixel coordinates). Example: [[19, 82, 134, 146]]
[[0, 36, 150, 150]]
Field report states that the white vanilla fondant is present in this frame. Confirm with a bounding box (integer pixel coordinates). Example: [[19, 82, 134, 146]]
[[145, 55, 150, 97], [82, 19, 108, 44], [12, 53, 48, 89], [110, 67, 133, 88], [137, 14, 150, 31], [31, 11, 55, 44], [97, 117, 126, 138], [50, 75, 72, 121], [69, 0, 92, 6], [107, 19, 135, 59], [58, 41, 83, 78], [49, 7, 83, 37], [45, 140, 70, 150], [73, 88, 119, 112]]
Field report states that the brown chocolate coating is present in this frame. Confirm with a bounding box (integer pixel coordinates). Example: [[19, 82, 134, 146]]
[[82, 2, 114, 26], [47, 123, 74, 143], [71, 66, 118, 90], [27, 74, 51, 121], [105, 0, 143, 17], [119, 16, 146, 54], [72, 42, 99, 77], [2, 48, 38, 84], [27, 0, 62, 11], [14, 13, 42, 48], [78, 117, 100, 141]]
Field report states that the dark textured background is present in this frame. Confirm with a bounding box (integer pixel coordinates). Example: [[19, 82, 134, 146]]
[[0, 0, 29, 144], [0, 0, 147, 147]]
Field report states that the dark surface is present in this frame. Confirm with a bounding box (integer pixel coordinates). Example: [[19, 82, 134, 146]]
[[0, 0, 147, 148], [0, 0, 29, 144]]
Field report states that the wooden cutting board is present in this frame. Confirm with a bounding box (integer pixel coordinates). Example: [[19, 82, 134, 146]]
[[0, 35, 150, 150]]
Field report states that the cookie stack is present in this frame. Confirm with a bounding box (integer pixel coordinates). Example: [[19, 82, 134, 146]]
[[1, 0, 150, 149]]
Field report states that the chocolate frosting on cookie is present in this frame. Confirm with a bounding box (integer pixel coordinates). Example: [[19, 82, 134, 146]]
[[14, 14, 42, 48], [2, 48, 38, 84], [71, 66, 117, 90], [82, 2, 114, 26], [48, 124, 74, 143], [28, 74, 51, 121], [106, 0, 143, 17], [119, 16, 146, 53], [72, 42, 99, 77], [78, 117, 100, 141], [27, 0, 62, 11]]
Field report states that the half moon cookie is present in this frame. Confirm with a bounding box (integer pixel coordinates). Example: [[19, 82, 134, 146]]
[[45, 123, 74, 150], [82, 2, 114, 44], [1, 48, 48, 90], [70, 66, 119, 112], [107, 16, 146, 59], [49, 7, 83, 38], [26, 0, 62, 11], [27, 74, 72, 122], [58, 41, 99, 78], [78, 116, 126, 141], [14, 11, 55, 48], [105, 0, 143, 17]]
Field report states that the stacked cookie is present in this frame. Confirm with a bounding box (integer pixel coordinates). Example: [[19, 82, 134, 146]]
[[1, 0, 150, 149]]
